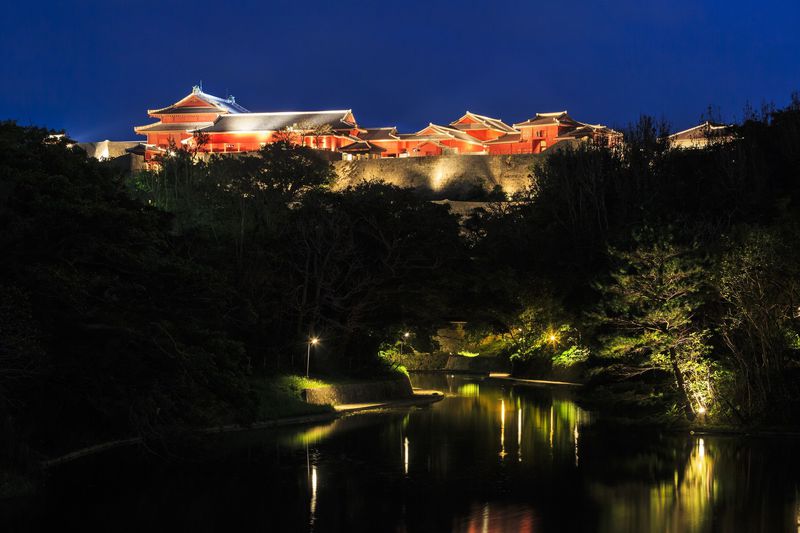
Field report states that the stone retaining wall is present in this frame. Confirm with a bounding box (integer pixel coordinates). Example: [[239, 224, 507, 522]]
[[303, 377, 414, 405], [444, 355, 509, 373], [333, 153, 544, 196]]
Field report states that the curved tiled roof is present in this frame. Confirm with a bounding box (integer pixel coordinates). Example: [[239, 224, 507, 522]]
[[514, 112, 577, 128], [134, 121, 214, 133], [197, 110, 356, 133], [148, 87, 249, 115], [669, 121, 732, 141], [413, 124, 487, 145], [357, 127, 400, 141], [339, 140, 386, 154], [450, 112, 517, 133]]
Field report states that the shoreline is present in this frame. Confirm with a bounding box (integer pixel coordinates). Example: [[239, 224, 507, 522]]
[[39, 391, 443, 470], [426, 370, 800, 438]]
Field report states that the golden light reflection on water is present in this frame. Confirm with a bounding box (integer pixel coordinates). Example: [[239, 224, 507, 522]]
[[458, 383, 481, 397], [499, 399, 507, 459], [287, 420, 338, 447], [593, 436, 717, 533], [517, 407, 523, 463], [309, 466, 318, 527], [262, 374, 798, 533], [404, 437, 409, 475]]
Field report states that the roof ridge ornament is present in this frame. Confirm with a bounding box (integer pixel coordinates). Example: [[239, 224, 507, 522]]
[[192, 84, 202, 94]]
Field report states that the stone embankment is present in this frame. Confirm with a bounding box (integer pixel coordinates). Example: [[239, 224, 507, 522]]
[[444, 355, 510, 374], [303, 376, 414, 405]]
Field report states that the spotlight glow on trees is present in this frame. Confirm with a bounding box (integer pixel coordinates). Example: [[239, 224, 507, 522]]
[[547, 330, 559, 347]]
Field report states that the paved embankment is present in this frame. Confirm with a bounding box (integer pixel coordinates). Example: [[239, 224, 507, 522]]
[[303, 377, 414, 405], [335, 390, 443, 412]]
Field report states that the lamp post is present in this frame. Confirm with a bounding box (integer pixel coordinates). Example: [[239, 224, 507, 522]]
[[400, 331, 410, 355], [306, 337, 319, 378]]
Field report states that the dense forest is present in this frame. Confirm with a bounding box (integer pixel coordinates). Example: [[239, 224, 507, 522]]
[[2, 95, 800, 476]]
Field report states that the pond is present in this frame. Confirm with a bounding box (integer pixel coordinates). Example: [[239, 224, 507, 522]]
[[5, 373, 800, 532]]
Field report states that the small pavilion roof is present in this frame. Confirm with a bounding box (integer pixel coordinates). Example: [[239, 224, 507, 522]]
[[196, 110, 356, 133], [669, 121, 732, 141], [556, 123, 622, 141], [413, 124, 487, 145], [339, 140, 387, 154], [125, 143, 148, 156], [450, 111, 517, 133], [514, 111, 578, 128], [357, 127, 400, 141]]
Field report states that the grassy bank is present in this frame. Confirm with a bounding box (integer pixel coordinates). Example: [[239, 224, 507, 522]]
[[250, 375, 336, 420]]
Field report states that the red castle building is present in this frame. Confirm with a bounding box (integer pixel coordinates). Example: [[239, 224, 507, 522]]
[[135, 86, 358, 160], [135, 86, 620, 162]]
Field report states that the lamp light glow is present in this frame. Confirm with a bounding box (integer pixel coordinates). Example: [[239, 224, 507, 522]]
[[306, 337, 319, 377]]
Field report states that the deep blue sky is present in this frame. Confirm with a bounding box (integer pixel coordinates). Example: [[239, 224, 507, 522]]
[[2, 0, 799, 141]]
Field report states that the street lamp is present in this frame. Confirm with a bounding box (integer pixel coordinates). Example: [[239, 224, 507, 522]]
[[306, 337, 319, 378], [400, 331, 411, 355]]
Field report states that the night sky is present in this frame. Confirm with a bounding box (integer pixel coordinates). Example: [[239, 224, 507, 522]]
[[2, 0, 799, 141]]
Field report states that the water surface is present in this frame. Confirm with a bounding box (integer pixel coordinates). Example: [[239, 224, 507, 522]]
[[6, 373, 800, 532]]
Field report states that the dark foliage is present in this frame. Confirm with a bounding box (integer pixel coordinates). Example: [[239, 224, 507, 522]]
[[0, 122, 255, 460], [467, 96, 800, 425]]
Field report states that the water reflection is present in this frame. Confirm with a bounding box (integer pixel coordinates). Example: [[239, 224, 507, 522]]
[[517, 406, 522, 463], [455, 501, 537, 533], [309, 465, 318, 528], [18, 373, 800, 533], [404, 437, 409, 475], [588, 437, 714, 532], [499, 399, 507, 459]]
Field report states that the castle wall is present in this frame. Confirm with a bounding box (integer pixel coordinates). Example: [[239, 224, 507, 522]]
[[332, 153, 544, 196]]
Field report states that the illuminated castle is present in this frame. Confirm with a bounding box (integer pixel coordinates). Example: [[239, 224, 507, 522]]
[[135, 86, 620, 162]]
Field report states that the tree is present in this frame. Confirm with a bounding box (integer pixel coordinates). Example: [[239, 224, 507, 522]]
[[277, 182, 465, 369], [297, 122, 334, 150], [508, 301, 589, 374], [0, 122, 254, 455], [255, 141, 335, 197], [716, 226, 800, 422], [595, 237, 713, 420]]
